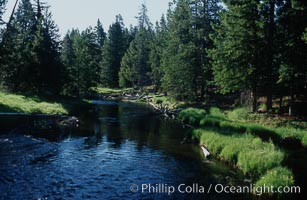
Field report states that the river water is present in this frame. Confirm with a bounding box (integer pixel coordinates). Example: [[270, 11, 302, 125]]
[[0, 101, 249, 200]]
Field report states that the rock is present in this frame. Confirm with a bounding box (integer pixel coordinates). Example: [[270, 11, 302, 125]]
[[58, 116, 80, 128]]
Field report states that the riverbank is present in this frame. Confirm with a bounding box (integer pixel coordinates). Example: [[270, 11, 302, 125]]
[[0, 91, 91, 115], [94, 87, 306, 197], [178, 107, 306, 197]]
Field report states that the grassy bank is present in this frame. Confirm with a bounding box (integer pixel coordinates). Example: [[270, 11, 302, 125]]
[[179, 107, 306, 196], [90, 87, 132, 95], [0, 91, 90, 115], [179, 107, 307, 146]]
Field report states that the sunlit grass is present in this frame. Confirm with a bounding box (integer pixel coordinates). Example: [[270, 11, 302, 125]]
[[0, 91, 68, 115], [90, 87, 132, 94], [179, 107, 307, 146], [255, 167, 294, 195], [153, 95, 185, 110], [193, 128, 292, 191]]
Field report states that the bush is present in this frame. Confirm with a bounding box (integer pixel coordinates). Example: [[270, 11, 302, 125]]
[[179, 108, 207, 125]]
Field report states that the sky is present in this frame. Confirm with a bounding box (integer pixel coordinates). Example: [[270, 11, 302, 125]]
[[3, 0, 170, 36]]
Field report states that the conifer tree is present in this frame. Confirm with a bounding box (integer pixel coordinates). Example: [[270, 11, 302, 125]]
[[148, 15, 167, 92], [209, 0, 262, 111], [0, 0, 6, 27], [161, 0, 197, 100], [119, 4, 152, 88], [277, 0, 307, 115], [100, 15, 127, 88]]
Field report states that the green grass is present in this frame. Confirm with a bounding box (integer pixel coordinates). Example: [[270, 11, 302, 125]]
[[179, 107, 307, 146], [0, 91, 69, 115], [153, 95, 185, 110], [194, 129, 285, 176], [255, 167, 294, 196], [90, 87, 132, 95], [193, 129, 292, 193], [178, 108, 207, 125], [226, 107, 250, 121]]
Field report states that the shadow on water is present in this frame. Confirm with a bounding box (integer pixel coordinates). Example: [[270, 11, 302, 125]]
[[0, 101, 257, 200]]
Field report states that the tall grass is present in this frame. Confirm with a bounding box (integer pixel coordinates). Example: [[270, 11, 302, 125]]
[[255, 167, 294, 195], [179, 107, 307, 146], [193, 129, 292, 191], [0, 91, 68, 115], [180, 106, 300, 196], [227, 107, 250, 121], [194, 129, 285, 177], [178, 108, 207, 125], [90, 87, 130, 94]]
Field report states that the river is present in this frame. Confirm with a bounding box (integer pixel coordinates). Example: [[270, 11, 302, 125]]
[[0, 101, 249, 200]]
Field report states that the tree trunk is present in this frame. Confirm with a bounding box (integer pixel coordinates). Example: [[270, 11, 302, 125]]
[[266, 91, 273, 112], [266, 0, 275, 113], [279, 96, 283, 114], [289, 86, 294, 116], [251, 89, 257, 112]]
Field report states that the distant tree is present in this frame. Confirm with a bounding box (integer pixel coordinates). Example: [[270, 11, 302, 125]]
[[94, 19, 106, 48], [148, 15, 167, 92], [100, 15, 127, 88], [61, 31, 77, 96], [119, 4, 152, 88]]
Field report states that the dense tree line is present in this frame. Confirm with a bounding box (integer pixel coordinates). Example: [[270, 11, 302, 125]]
[[0, 0, 306, 114]]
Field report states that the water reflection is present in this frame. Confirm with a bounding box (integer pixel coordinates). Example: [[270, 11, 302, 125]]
[[0, 101, 248, 200]]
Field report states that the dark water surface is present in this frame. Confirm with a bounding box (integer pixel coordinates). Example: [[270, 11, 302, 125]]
[[0, 101, 249, 200]]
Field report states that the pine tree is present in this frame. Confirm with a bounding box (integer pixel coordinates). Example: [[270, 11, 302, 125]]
[[0, 0, 6, 27], [119, 4, 152, 88], [61, 31, 77, 96], [277, 0, 307, 115], [209, 0, 262, 111], [100, 15, 127, 88], [148, 15, 167, 92], [94, 19, 106, 48], [30, 1, 62, 94], [190, 0, 221, 100], [161, 0, 197, 100], [81, 26, 102, 91], [0, 0, 36, 91], [119, 39, 139, 87]]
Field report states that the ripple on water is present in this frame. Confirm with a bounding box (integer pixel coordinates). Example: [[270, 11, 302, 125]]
[[0, 102, 247, 200]]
